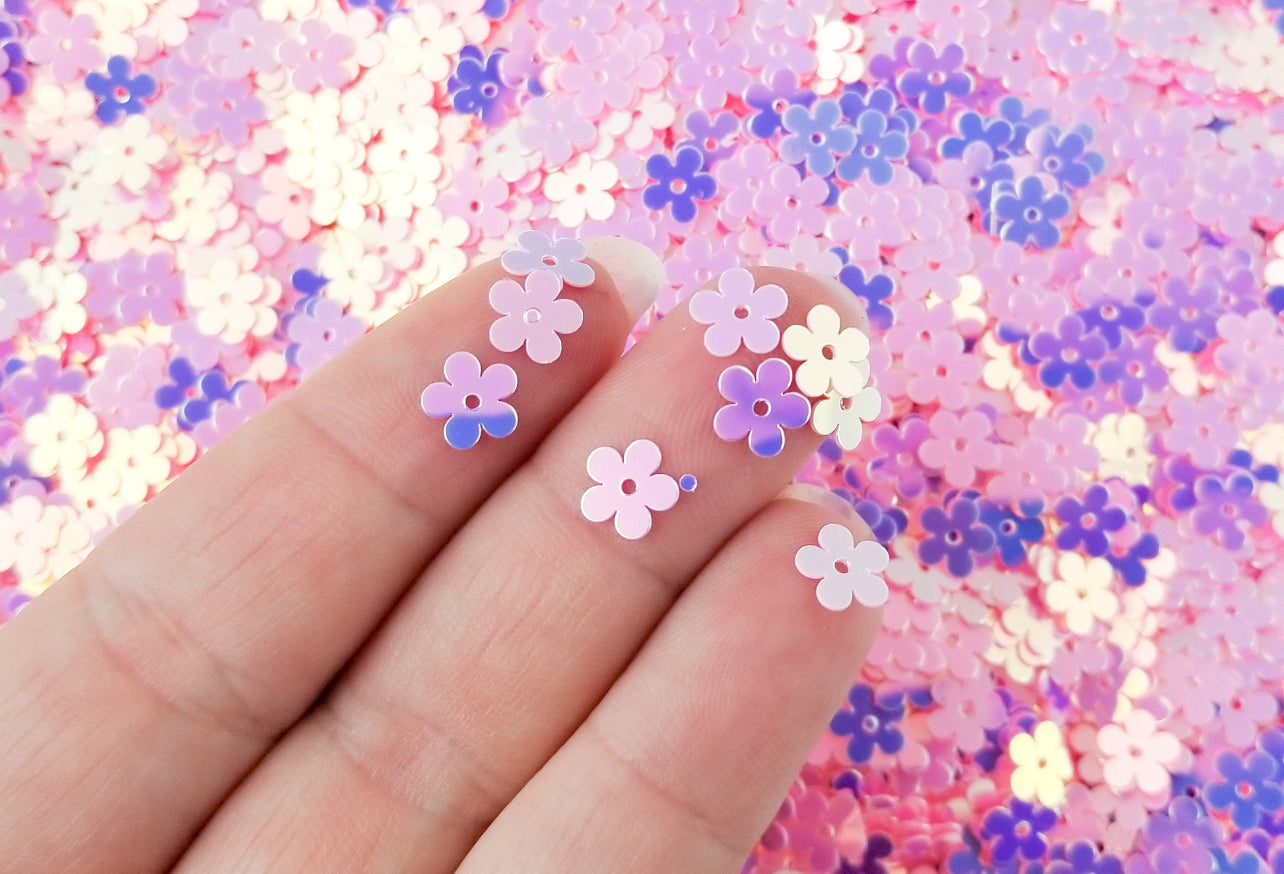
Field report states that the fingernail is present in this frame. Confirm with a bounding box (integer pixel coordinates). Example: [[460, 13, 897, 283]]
[[582, 236, 664, 326], [777, 482, 854, 516]]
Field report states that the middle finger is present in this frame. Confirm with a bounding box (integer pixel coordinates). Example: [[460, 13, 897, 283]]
[[177, 267, 867, 872]]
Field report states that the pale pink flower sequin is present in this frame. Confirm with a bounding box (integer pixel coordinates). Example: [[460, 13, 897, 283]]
[[580, 439, 679, 541]]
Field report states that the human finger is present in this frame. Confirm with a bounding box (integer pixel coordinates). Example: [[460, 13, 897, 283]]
[[0, 236, 660, 873], [456, 489, 884, 872], [173, 267, 871, 872]]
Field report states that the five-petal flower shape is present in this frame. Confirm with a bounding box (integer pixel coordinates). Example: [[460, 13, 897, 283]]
[[580, 438, 679, 540], [689, 267, 788, 357], [488, 269, 584, 364], [420, 351, 519, 449], [795, 522, 891, 610], [782, 304, 871, 397]]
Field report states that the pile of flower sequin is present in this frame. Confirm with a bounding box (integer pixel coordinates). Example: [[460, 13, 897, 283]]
[[3, 0, 1284, 871]]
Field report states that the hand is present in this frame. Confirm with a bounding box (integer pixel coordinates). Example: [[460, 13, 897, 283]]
[[0, 237, 881, 873]]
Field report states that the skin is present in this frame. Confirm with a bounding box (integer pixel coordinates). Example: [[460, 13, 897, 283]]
[[0, 252, 881, 873]]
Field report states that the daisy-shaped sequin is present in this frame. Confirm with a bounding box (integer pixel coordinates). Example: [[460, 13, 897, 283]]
[[580, 438, 679, 540], [713, 358, 810, 457], [781, 304, 871, 397], [489, 270, 583, 364], [499, 229, 595, 288], [420, 351, 518, 449], [689, 267, 788, 357], [812, 385, 883, 450], [794, 523, 891, 611]]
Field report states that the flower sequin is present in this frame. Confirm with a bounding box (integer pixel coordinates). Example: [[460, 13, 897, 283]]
[[420, 351, 518, 450], [689, 267, 788, 357], [580, 438, 679, 541], [488, 270, 583, 364], [499, 230, 595, 288], [782, 304, 871, 398], [713, 358, 810, 458]]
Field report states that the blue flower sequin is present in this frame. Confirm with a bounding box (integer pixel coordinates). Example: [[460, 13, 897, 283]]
[[447, 45, 509, 124], [780, 98, 855, 177], [992, 176, 1071, 250], [643, 146, 716, 222], [85, 56, 157, 124], [154, 358, 242, 430], [835, 109, 909, 185], [830, 684, 905, 763]]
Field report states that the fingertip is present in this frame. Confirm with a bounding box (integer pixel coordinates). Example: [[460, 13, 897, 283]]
[[581, 236, 665, 327]]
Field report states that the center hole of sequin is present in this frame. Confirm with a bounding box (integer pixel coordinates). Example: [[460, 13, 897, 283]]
[[1238, 782, 1253, 798], [929, 71, 946, 86], [834, 559, 850, 574], [524, 308, 542, 324], [861, 714, 880, 733], [753, 399, 770, 416], [862, 144, 878, 158], [945, 529, 962, 545], [621, 478, 637, 496], [671, 178, 687, 194], [541, 254, 557, 266], [733, 305, 750, 319], [464, 393, 482, 410], [1025, 208, 1042, 222], [482, 83, 498, 98], [810, 132, 825, 145], [821, 344, 837, 360], [1014, 822, 1031, 839], [322, 329, 336, 341], [114, 86, 129, 101]]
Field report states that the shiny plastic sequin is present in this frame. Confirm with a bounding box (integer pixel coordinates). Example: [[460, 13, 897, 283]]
[[580, 438, 679, 541], [795, 523, 891, 611]]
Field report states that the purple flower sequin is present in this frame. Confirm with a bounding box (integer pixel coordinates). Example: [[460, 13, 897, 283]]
[[1205, 749, 1284, 830], [835, 109, 909, 185], [1148, 277, 1220, 354], [1029, 315, 1109, 390], [713, 357, 810, 458], [154, 358, 241, 430], [84, 55, 156, 124], [1055, 484, 1127, 556], [830, 683, 905, 763], [1136, 796, 1220, 874], [744, 68, 814, 139], [918, 496, 997, 577], [286, 297, 366, 373], [780, 98, 855, 177], [1098, 336, 1167, 406], [897, 42, 972, 115], [993, 176, 1071, 250], [420, 351, 518, 450], [448, 45, 510, 125], [1191, 472, 1267, 551], [983, 799, 1058, 865], [643, 145, 717, 223]]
